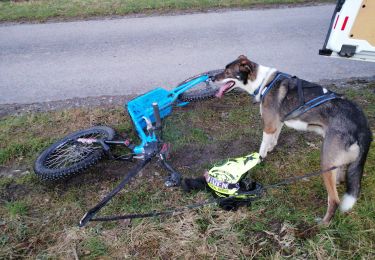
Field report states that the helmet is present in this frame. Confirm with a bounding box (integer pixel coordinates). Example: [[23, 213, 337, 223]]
[[205, 153, 261, 198]]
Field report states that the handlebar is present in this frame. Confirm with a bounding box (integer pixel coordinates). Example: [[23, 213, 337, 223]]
[[172, 69, 224, 99]]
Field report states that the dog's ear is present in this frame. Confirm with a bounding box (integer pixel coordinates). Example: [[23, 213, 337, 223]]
[[238, 54, 248, 60], [239, 60, 251, 73], [239, 59, 257, 82]]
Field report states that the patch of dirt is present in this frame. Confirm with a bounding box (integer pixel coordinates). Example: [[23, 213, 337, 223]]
[[172, 138, 259, 175], [262, 221, 298, 257], [40, 158, 170, 199], [295, 221, 319, 240], [0, 181, 31, 202], [0, 166, 30, 178]]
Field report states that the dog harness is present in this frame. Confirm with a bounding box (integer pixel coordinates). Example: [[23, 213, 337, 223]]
[[254, 72, 341, 121]]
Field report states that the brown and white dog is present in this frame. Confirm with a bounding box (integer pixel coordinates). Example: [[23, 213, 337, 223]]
[[213, 55, 372, 224]]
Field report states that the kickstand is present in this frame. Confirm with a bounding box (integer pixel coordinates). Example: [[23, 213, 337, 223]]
[[158, 143, 181, 187], [79, 157, 152, 227]]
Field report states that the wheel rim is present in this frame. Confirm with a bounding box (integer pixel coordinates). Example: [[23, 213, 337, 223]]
[[44, 132, 106, 170], [184, 81, 217, 94]]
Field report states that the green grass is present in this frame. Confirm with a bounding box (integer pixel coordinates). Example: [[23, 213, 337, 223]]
[[0, 107, 132, 166], [82, 237, 108, 258], [0, 0, 332, 22], [5, 201, 28, 217], [0, 83, 374, 258]]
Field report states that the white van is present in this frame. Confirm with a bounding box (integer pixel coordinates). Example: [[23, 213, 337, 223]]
[[319, 0, 375, 62]]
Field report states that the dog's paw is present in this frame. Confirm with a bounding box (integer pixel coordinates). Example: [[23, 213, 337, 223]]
[[259, 150, 267, 159], [315, 217, 330, 226], [314, 217, 322, 223], [267, 143, 276, 153]]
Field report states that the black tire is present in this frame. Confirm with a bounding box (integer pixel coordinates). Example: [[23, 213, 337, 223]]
[[177, 69, 224, 102], [34, 126, 115, 181]]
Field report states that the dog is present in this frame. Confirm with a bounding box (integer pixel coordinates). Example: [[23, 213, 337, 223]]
[[212, 55, 372, 224]]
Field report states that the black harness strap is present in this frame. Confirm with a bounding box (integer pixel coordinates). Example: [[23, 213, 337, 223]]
[[260, 73, 341, 121], [297, 78, 305, 106], [282, 92, 339, 121], [259, 72, 291, 101]]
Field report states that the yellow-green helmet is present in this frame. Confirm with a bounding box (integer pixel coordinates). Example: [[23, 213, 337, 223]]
[[204, 152, 260, 197]]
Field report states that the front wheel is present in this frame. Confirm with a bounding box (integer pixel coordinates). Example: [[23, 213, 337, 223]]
[[177, 69, 223, 102], [34, 126, 115, 181]]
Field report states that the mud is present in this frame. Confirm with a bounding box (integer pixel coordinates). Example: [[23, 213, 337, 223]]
[[0, 182, 31, 202]]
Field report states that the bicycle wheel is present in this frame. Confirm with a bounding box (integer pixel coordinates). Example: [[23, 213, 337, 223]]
[[34, 126, 115, 181], [177, 69, 224, 102]]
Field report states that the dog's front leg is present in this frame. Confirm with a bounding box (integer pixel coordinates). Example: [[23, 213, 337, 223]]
[[269, 122, 283, 152], [259, 131, 274, 158], [259, 113, 282, 159]]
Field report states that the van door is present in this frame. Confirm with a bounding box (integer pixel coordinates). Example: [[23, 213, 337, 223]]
[[319, 0, 375, 62]]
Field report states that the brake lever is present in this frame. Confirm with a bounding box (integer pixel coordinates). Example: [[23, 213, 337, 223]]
[[98, 139, 114, 159]]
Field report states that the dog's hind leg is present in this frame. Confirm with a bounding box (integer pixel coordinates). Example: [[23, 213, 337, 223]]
[[321, 167, 340, 225], [320, 132, 362, 224], [340, 140, 371, 212], [335, 166, 346, 184], [320, 133, 343, 225]]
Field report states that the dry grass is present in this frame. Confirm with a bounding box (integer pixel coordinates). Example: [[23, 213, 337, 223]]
[[0, 82, 374, 258]]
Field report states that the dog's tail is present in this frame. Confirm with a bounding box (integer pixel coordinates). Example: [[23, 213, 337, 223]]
[[340, 129, 372, 212], [181, 176, 207, 192]]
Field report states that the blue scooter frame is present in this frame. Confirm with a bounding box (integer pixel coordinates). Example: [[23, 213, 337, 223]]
[[127, 74, 212, 154], [79, 70, 221, 226]]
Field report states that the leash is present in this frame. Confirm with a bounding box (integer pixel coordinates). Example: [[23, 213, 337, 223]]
[[90, 198, 219, 222], [81, 165, 338, 225], [261, 165, 337, 190]]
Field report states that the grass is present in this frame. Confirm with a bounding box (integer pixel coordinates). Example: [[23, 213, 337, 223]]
[[82, 237, 108, 258], [5, 201, 28, 217], [0, 0, 333, 22], [0, 82, 374, 258]]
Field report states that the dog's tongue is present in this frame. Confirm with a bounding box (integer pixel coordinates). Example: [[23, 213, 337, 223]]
[[215, 81, 234, 98]]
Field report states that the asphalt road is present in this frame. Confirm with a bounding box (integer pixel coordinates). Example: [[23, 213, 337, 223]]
[[1, 4, 374, 104]]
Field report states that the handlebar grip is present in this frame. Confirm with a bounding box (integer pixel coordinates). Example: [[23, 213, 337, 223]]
[[152, 102, 162, 129]]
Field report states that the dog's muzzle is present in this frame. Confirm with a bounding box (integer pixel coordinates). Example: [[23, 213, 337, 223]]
[[216, 81, 235, 98]]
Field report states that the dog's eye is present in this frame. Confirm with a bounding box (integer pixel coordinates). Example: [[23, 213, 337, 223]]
[[236, 75, 241, 79]]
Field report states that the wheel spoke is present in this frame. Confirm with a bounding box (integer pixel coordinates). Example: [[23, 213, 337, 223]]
[[44, 131, 106, 170]]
